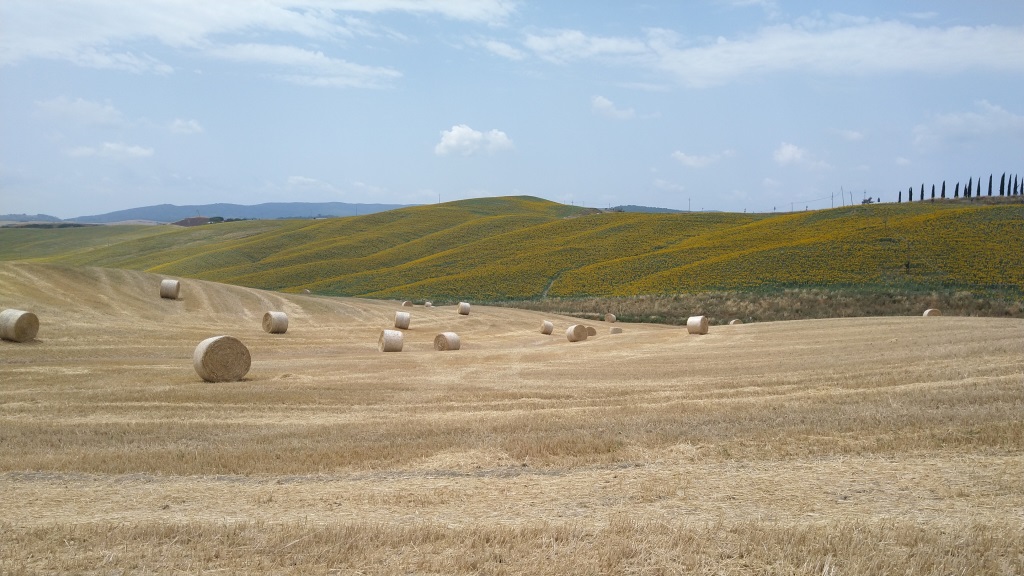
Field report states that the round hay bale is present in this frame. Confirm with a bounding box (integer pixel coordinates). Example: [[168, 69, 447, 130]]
[[586, 326, 597, 337], [923, 309, 942, 317], [540, 320, 554, 335], [262, 311, 288, 334], [609, 326, 623, 335], [458, 302, 471, 315], [302, 289, 311, 294], [402, 301, 414, 307], [729, 319, 743, 325], [686, 315, 709, 335], [566, 324, 588, 342], [434, 332, 461, 351], [379, 329, 403, 352], [605, 313, 616, 323], [394, 311, 411, 330], [159, 279, 180, 299], [0, 309, 39, 342], [425, 302, 433, 308], [193, 336, 251, 382]]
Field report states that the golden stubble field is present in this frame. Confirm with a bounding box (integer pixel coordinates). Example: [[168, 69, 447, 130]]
[[1, 261, 1021, 575]]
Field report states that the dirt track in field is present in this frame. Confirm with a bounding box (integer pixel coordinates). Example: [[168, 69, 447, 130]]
[[1, 261, 1022, 574]]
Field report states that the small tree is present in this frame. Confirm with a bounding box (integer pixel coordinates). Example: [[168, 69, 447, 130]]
[[988, 174, 993, 196], [898, 190, 902, 203], [954, 182, 960, 198], [931, 184, 936, 199], [941, 181, 946, 198], [1000, 173, 1006, 196], [907, 186, 913, 202]]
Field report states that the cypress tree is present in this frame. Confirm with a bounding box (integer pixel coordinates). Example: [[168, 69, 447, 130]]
[[954, 182, 960, 198], [898, 190, 902, 203], [988, 174, 993, 196], [941, 181, 946, 198], [931, 184, 936, 199], [966, 179, 971, 198], [908, 186, 913, 202], [920, 184, 925, 201], [1015, 175, 1020, 195], [1000, 173, 1006, 195]]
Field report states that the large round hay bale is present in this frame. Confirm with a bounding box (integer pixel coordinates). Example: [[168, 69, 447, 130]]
[[566, 324, 588, 342], [686, 315, 709, 335], [0, 309, 39, 342], [402, 301, 414, 307], [395, 311, 411, 330], [425, 302, 433, 308], [729, 319, 743, 325], [585, 326, 597, 337], [434, 332, 461, 351], [159, 279, 180, 299], [193, 336, 251, 382], [262, 311, 288, 334], [609, 326, 623, 335], [605, 313, 616, 323], [379, 329, 403, 352], [540, 320, 554, 335], [458, 302, 471, 315], [923, 309, 941, 317]]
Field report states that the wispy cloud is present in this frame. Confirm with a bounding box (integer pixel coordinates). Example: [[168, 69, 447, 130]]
[[672, 149, 733, 168], [68, 142, 154, 159], [520, 19, 1024, 88], [773, 142, 828, 168], [34, 96, 125, 127], [913, 100, 1024, 150], [434, 124, 514, 156], [209, 43, 401, 88], [591, 96, 635, 120], [836, 129, 865, 142], [170, 119, 204, 134], [478, 39, 527, 61]]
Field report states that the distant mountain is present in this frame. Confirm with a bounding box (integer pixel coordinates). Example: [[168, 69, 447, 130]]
[[0, 213, 63, 223], [68, 202, 410, 224], [611, 205, 684, 214]]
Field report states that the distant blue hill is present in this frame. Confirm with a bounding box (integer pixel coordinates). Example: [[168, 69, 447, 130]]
[[67, 202, 410, 223], [611, 205, 684, 214], [0, 213, 63, 222]]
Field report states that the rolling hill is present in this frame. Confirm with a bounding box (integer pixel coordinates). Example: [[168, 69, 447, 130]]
[[1, 195, 1022, 301]]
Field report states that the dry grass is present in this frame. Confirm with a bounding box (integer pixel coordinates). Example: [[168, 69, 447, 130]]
[[1, 261, 1022, 575]]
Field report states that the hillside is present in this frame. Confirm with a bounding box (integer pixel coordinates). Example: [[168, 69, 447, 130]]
[[64, 200, 411, 223], [1, 196, 1021, 301], [1, 261, 1021, 574]]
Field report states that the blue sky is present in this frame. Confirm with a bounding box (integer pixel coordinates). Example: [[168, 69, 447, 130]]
[[2, 1, 1023, 218]]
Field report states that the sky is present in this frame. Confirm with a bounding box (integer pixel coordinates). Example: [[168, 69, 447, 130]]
[[2, 1, 1023, 218]]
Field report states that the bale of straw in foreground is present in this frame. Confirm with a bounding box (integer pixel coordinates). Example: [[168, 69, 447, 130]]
[[0, 309, 39, 342], [395, 311, 411, 330], [729, 319, 743, 325], [262, 311, 288, 334], [540, 320, 554, 335], [159, 279, 180, 299], [609, 327, 623, 335], [686, 315, 709, 335], [458, 302, 471, 315], [566, 324, 588, 342], [379, 329, 403, 352], [402, 301, 414, 307], [605, 313, 616, 323], [434, 332, 461, 351], [193, 336, 251, 382], [923, 309, 942, 317], [586, 326, 597, 337]]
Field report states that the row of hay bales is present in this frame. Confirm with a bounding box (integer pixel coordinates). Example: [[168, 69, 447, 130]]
[[378, 301, 470, 352]]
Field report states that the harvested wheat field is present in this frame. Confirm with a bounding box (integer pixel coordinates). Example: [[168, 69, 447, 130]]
[[1, 261, 1022, 575]]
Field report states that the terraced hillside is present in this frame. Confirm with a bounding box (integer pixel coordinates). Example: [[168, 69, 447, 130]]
[[2, 196, 1022, 300]]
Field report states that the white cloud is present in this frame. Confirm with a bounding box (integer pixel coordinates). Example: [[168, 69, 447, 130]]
[[34, 96, 125, 126], [68, 142, 154, 159], [170, 119, 204, 134], [434, 124, 513, 156], [895, 156, 911, 166], [773, 142, 805, 165], [479, 39, 526, 61], [520, 20, 1024, 88], [837, 129, 864, 142], [653, 179, 685, 192], [591, 96, 635, 120], [913, 100, 1024, 150], [523, 29, 648, 64], [671, 149, 732, 168], [210, 43, 401, 88]]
